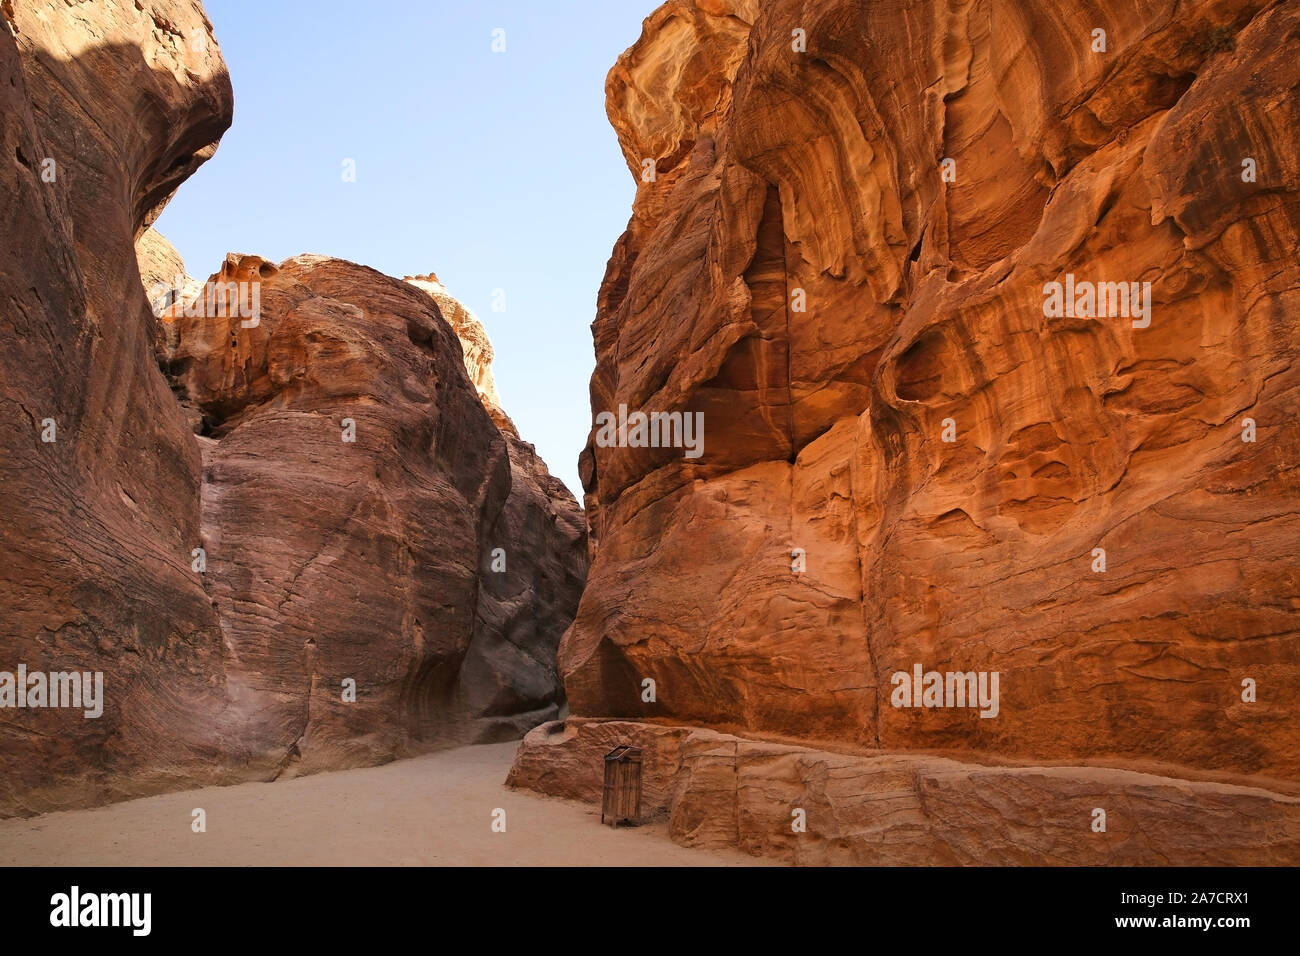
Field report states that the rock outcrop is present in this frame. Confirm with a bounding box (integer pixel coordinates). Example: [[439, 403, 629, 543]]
[[136, 227, 203, 358], [0, 1, 583, 815], [514, 0, 1300, 863], [1, 0, 238, 816], [401, 276, 588, 740], [404, 274, 511, 431], [510, 719, 1300, 865], [168, 254, 587, 768]]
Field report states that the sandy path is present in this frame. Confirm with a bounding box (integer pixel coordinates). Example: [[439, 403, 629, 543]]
[[0, 742, 773, 866]]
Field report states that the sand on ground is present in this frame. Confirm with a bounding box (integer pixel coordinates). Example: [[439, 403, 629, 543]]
[[0, 742, 774, 866]]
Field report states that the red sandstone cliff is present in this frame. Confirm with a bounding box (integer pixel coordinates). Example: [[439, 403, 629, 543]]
[[513, 0, 1300, 864], [0, 1, 583, 815]]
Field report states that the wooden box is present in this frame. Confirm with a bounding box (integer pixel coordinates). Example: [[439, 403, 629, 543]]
[[601, 745, 642, 827]]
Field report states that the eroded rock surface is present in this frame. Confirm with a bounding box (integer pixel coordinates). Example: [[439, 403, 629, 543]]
[[565, 0, 1300, 784], [524, 0, 1300, 864], [136, 227, 203, 359], [0, 1, 583, 815], [169, 254, 587, 769], [510, 719, 1300, 865], [1, 0, 237, 816], [403, 274, 588, 740], [404, 274, 511, 431]]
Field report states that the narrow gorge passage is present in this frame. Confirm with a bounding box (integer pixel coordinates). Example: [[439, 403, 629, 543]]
[[1, 0, 1297, 896]]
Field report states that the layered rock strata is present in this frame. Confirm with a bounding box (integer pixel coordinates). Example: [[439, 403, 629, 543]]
[[521, 0, 1300, 863], [510, 719, 1300, 865], [0, 0, 583, 815], [566, 0, 1299, 777], [167, 253, 586, 773], [1, 0, 238, 816], [404, 274, 512, 431]]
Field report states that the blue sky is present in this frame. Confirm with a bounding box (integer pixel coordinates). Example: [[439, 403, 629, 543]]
[[157, 0, 656, 498]]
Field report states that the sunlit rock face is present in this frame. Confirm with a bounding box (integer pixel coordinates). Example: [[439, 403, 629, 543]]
[[404, 274, 512, 432], [136, 227, 204, 360], [0, 1, 585, 815], [563, 0, 1300, 792]]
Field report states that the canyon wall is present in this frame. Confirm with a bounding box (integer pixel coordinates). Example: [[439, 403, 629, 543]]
[[514, 0, 1300, 861], [0, 0, 583, 815], [167, 253, 585, 776], [0, 0, 238, 815]]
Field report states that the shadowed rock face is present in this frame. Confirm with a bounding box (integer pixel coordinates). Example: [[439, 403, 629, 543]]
[[169, 254, 588, 769], [1, 0, 238, 816], [563, 0, 1300, 789], [0, 2, 584, 815], [401, 275, 589, 742]]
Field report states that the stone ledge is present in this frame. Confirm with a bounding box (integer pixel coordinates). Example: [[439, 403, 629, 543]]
[[507, 718, 1300, 865]]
